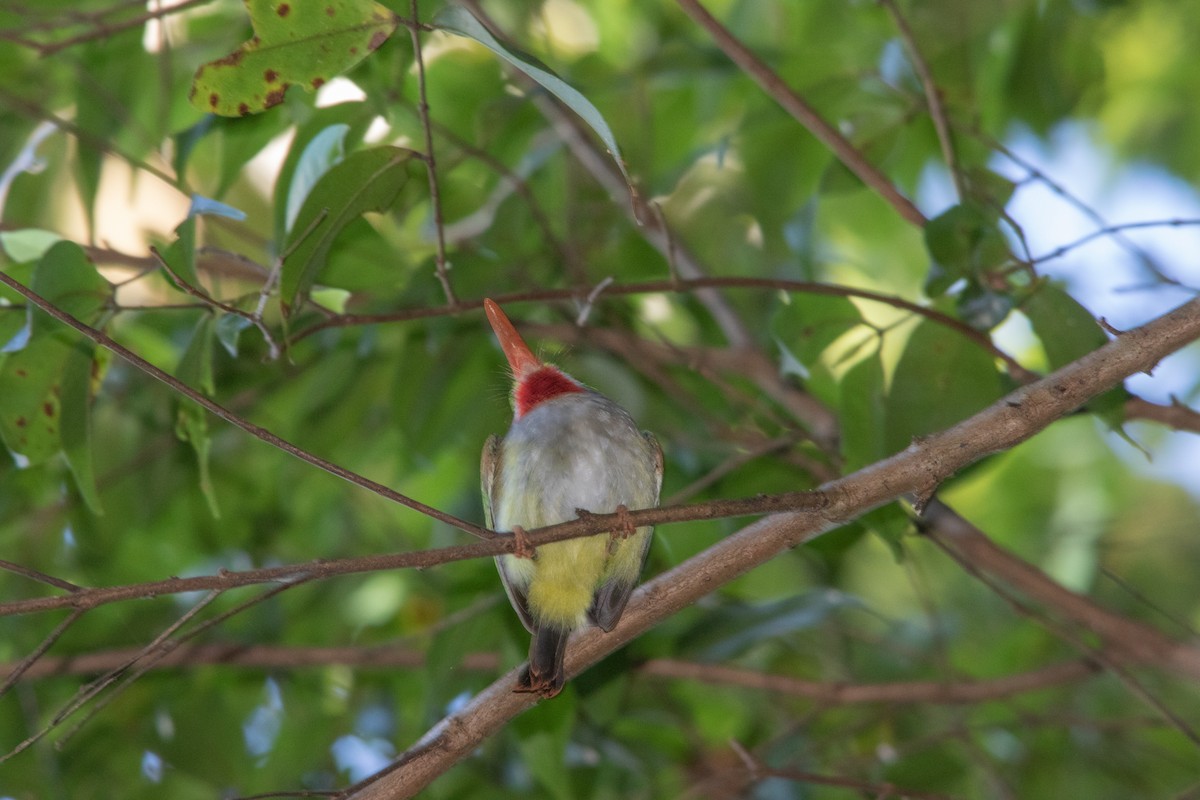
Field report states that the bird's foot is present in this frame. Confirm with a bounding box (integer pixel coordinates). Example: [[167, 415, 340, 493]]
[[510, 525, 536, 559], [514, 665, 563, 698], [612, 504, 636, 540], [603, 505, 637, 553]]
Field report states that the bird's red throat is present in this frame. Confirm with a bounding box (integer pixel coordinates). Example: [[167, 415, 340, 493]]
[[516, 367, 584, 417]]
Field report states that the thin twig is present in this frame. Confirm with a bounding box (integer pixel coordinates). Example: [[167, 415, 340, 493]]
[[409, 0, 456, 307], [665, 435, 801, 504], [978, 126, 1175, 282], [0, 492, 827, 619], [48, 590, 225, 752], [879, 0, 963, 199], [924, 501, 1200, 748], [0, 559, 80, 593], [642, 656, 1101, 704], [0, 608, 87, 697], [0, 591, 220, 764], [673, 0, 927, 227], [0, 86, 181, 192], [289, 277, 1034, 381], [1031, 218, 1200, 266], [728, 740, 957, 800], [0, 269, 487, 539], [152, 246, 281, 360], [57, 578, 316, 751], [0, 0, 211, 56]]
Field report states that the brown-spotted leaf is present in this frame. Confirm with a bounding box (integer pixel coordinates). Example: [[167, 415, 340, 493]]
[[0, 242, 111, 470], [190, 0, 399, 117], [0, 335, 66, 465]]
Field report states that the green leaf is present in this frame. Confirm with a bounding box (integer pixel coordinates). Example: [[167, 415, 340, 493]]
[[1023, 282, 1127, 426], [839, 350, 886, 471], [189, 0, 399, 117], [30, 241, 112, 329], [175, 315, 220, 517], [0, 335, 67, 465], [309, 287, 351, 313], [215, 313, 254, 357], [158, 216, 199, 289], [286, 123, 350, 232], [858, 504, 913, 561], [0, 228, 63, 262], [0, 242, 111, 466], [772, 293, 868, 409], [772, 293, 865, 370], [280, 145, 420, 309], [511, 688, 577, 800], [60, 339, 103, 513], [884, 319, 1003, 455], [271, 102, 379, 243], [680, 592, 867, 662], [923, 203, 1010, 296], [433, 4, 631, 186], [957, 285, 1014, 331], [1021, 282, 1106, 369]]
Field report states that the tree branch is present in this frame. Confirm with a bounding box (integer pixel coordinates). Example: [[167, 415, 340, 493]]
[[673, 0, 927, 227], [922, 500, 1200, 679], [291, 276, 1035, 383], [7, 642, 1111, 708], [0, 269, 487, 540], [880, 0, 964, 199], [408, 0, 456, 307]]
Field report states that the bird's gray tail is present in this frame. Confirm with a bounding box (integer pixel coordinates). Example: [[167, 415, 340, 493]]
[[520, 625, 570, 697]]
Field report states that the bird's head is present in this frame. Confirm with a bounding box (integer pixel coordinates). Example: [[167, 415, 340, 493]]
[[484, 299, 584, 419]]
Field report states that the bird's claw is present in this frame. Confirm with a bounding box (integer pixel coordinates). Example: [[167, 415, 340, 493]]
[[610, 504, 636, 541], [510, 525, 536, 559], [515, 665, 563, 698]]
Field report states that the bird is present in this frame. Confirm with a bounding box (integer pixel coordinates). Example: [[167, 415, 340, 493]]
[[480, 299, 663, 697]]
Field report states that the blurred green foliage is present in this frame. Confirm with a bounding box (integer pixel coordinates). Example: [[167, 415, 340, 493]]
[[2, 0, 1200, 797]]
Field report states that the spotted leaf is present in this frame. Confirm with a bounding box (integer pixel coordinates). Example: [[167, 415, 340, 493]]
[[190, 0, 399, 117]]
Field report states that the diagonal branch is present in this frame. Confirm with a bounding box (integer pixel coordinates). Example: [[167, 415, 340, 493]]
[[880, 0, 964, 199], [674, 0, 927, 227], [0, 269, 487, 540], [922, 500, 1200, 678], [344, 294, 1200, 798]]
